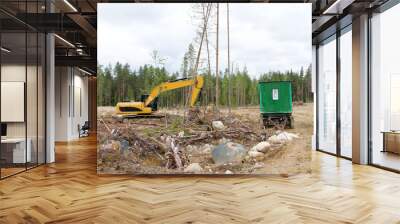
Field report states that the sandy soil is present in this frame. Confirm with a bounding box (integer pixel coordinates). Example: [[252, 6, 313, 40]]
[[97, 103, 313, 175]]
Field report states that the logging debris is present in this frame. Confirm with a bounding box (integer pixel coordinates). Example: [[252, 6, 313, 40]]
[[97, 107, 304, 174]]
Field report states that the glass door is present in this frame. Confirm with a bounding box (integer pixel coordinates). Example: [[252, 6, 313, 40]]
[[370, 4, 400, 171], [0, 1, 47, 179], [317, 35, 337, 154], [1, 30, 28, 178]]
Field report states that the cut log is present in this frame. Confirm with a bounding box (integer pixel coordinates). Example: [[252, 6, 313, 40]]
[[169, 139, 183, 169]]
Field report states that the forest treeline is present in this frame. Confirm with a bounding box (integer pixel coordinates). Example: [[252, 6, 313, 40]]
[[97, 62, 313, 108]]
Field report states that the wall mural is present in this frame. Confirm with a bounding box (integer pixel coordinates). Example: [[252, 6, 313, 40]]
[[97, 3, 312, 175]]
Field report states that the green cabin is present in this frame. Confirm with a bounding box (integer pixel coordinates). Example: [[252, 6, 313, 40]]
[[258, 81, 293, 128]]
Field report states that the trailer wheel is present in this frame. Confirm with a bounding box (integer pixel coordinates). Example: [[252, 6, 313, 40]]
[[281, 117, 288, 130], [260, 115, 265, 129], [272, 117, 286, 130], [263, 118, 270, 128], [288, 116, 294, 129]]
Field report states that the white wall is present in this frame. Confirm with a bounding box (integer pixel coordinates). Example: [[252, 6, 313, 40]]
[[55, 67, 69, 141], [72, 73, 89, 138], [312, 45, 317, 150], [55, 67, 89, 141]]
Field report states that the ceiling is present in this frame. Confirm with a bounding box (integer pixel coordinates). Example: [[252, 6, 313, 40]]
[[0, 0, 98, 74], [0, 0, 393, 74]]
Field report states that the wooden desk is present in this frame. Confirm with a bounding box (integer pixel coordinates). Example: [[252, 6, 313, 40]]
[[382, 131, 400, 154], [1, 138, 31, 164]]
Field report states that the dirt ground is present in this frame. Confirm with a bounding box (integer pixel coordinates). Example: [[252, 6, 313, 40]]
[[97, 103, 313, 175]]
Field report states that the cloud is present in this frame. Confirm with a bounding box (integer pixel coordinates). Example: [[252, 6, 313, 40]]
[[98, 3, 311, 78]]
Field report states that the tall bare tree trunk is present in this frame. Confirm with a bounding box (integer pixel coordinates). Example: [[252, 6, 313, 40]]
[[227, 3, 231, 113], [183, 3, 212, 124], [205, 31, 211, 76], [215, 3, 219, 109], [204, 7, 212, 107], [192, 4, 211, 77]]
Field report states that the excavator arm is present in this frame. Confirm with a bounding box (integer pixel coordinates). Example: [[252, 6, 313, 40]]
[[144, 75, 204, 107]]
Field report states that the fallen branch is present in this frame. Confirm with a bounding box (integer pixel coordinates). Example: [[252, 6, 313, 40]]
[[148, 137, 167, 153], [98, 118, 111, 133], [165, 137, 186, 170], [170, 140, 183, 169]]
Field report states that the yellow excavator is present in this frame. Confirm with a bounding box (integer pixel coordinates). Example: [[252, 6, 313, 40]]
[[114, 75, 204, 119]]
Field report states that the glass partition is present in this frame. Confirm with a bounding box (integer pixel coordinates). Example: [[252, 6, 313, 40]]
[[38, 32, 45, 165], [339, 27, 352, 158], [0, 2, 46, 179], [1, 30, 28, 177], [371, 3, 400, 171], [37, 0, 46, 165], [27, 30, 38, 169], [26, 0, 45, 169], [317, 35, 337, 154]]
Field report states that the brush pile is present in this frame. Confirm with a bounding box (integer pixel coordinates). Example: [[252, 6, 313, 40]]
[[97, 107, 302, 174]]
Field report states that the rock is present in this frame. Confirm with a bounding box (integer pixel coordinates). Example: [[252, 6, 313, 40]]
[[101, 143, 115, 153], [165, 136, 173, 147], [184, 163, 203, 173], [119, 140, 130, 152], [277, 132, 290, 142], [248, 151, 264, 160], [186, 145, 195, 152], [218, 137, 229, 144], [212, 121, 225, 130], [250, 141, 271, 153], [211, 142, 246, 165], [200, 132, 208, 138], [287, 132, 300, 139], [253, 162, 265, 169], [225, 170, 233, 174], [277, 132, 298, 142], [99, 142, 122, 163], [178, 131, 185, 137], [111, 140, 121, 151], [200, 144, 213, 154], [268, 135, 281, 144], [160, 135, 166, 142]]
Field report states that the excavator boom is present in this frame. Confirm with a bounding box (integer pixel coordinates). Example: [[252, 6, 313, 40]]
[[144, 75, 204, 107]]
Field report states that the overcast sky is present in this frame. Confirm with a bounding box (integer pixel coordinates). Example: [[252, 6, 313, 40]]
[[98, 3, 311, 78]]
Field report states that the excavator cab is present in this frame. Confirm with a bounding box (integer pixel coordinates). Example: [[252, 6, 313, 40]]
[[140, 94, 148, 102], [141, 94, 158, 111]]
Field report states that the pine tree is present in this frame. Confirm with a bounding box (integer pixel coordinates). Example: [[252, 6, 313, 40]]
[[97, 62, 313, 107]]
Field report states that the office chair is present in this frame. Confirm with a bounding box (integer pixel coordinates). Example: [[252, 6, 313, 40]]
[[79, 121, 90, 138]]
